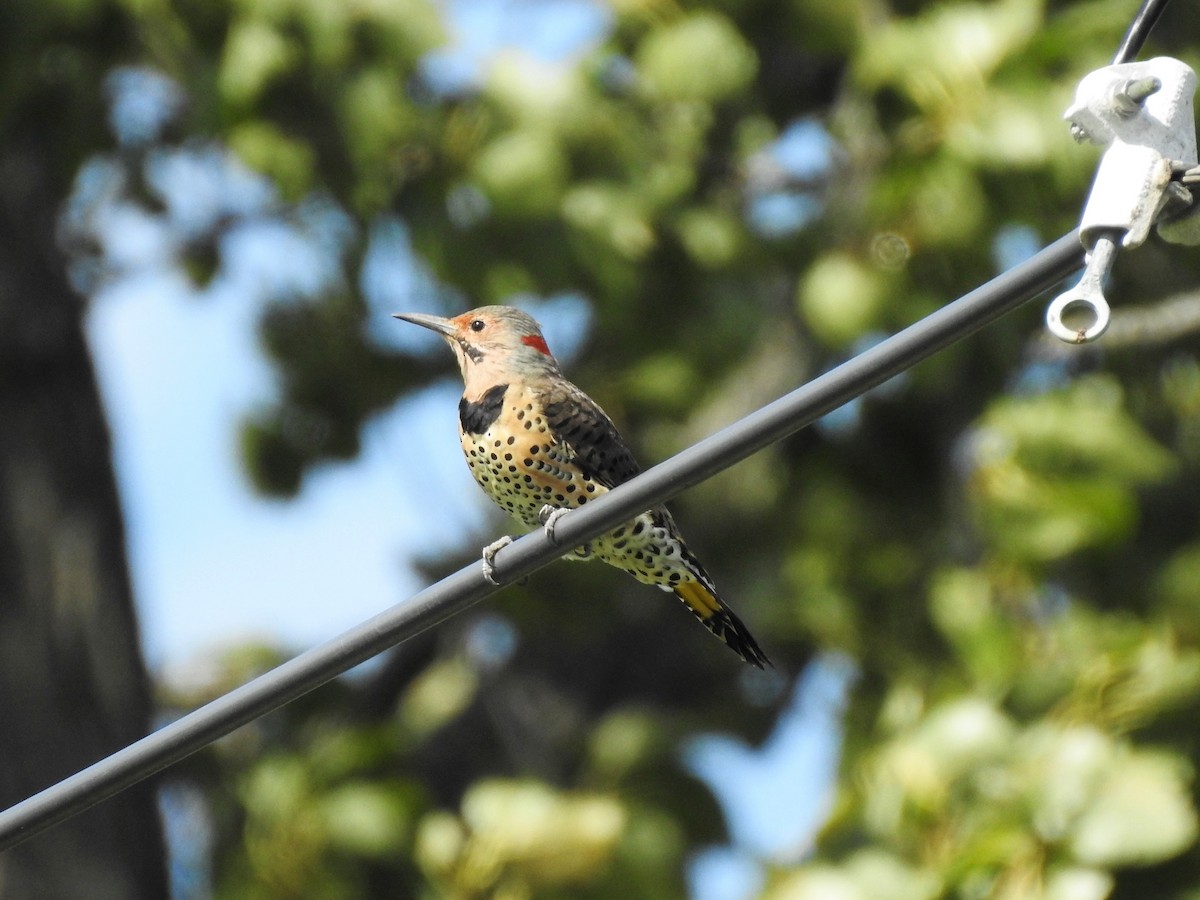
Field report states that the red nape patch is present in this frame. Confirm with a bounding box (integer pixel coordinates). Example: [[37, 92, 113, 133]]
[[521, 334, 552, 355]]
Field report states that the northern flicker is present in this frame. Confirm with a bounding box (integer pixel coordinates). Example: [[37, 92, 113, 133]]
[[395, 305, 770, 668]]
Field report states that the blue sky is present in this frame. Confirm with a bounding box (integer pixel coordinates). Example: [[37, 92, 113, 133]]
[[79, 3, 849, 897]]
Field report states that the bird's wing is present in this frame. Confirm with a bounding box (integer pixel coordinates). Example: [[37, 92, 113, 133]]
[[540, 382, 642, 489]]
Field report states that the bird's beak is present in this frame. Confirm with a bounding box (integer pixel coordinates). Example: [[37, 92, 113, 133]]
[[392, 312, 458, 339]]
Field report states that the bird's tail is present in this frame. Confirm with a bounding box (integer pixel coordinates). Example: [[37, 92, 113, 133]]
[[674, 581, 771, 668]]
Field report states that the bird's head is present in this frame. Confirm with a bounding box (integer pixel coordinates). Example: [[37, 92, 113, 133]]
[[394, 306, 562, 390]]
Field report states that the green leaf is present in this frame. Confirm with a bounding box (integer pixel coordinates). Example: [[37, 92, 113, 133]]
[[320, 782, 412, 857], [1069, 751, 1197, 866], [636, 12, 758, 103], [798, 252, 888, 347], [471, 129, 569, 218]]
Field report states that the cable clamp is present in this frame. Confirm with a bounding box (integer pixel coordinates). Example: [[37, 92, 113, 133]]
[[1047, 57, 1198, 343]]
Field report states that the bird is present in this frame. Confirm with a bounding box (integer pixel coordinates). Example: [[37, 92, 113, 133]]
[[394, 305, 770, 668]]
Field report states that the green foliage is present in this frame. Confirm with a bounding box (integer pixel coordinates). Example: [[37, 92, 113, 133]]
[[971, 376, 1175, 562], [797, 252, 890, 347], [29, 0, 1200, 895], [636, 12, 759, 103], [812, 703, 1198, 896], [416, 779, 629, 895]]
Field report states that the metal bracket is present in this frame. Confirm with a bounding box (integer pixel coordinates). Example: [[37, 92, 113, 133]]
[[1046, 57, 1198, 343]]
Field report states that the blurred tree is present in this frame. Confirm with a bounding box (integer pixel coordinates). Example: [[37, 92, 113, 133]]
[[16, 0, 1200, 897], [0, 1, 168, 897]]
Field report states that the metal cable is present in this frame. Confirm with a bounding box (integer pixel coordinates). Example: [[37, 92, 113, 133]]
[[1113, 0, 1170, 63], [0, 230, 1083, 851]]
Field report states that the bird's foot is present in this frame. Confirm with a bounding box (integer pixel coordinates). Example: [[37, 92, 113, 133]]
[[537, 505, 567, 542], [538, 505, 591, 559], [481, 535, 515, 585]]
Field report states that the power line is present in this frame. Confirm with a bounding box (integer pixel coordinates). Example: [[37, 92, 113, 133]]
[[1114, 0, 1171, 64], [0, 230, 1083, 851]]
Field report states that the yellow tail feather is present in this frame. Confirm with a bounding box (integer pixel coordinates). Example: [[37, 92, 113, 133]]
[[673, 581, 770, 668]]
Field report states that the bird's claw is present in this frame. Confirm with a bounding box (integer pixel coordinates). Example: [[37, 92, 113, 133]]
[[538, 505, 568, 543], [481, 535, 515, 585], [538, 505, 592, 559]]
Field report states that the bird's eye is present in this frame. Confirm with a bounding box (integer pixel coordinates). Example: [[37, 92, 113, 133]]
[[470, 319, 486, 332]]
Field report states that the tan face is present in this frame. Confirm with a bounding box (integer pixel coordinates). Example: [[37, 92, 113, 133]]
[[393, 306, 561, 395]]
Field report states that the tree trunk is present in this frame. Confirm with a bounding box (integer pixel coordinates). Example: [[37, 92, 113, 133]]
[[0, 142, 167, 897]]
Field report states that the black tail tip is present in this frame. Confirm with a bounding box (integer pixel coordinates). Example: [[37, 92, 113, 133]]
[[711, 609, 772, 669], [736, 637, 772, 670]]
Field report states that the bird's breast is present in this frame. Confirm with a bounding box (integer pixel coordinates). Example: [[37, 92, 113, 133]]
[[459, 384, 604, 527]]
